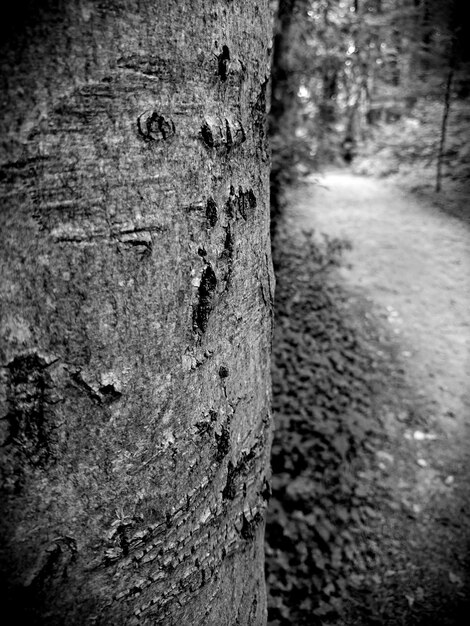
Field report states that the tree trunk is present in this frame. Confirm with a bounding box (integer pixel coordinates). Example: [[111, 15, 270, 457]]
[[0, 2, 273, 624], [436, 68, 453, 192], [269, 0, 301, 239]]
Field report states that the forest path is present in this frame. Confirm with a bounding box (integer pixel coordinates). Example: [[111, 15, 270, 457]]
[[290, 169, 470, 622], [293, 170, 470, 428]]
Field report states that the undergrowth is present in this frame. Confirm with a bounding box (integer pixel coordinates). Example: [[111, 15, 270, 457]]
[[265, 228, 412, 625], [352, 97, 470, 224]]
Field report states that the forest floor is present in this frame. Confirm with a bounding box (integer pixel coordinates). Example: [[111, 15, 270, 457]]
[[266, 169, 470, 625]]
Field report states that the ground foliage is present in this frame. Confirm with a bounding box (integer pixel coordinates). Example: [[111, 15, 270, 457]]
[[265, 222, 470, 625], [266, 226, 391, 625]]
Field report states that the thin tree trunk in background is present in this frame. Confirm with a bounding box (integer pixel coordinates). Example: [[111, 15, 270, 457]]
[[318, 61, 339, 163], [269, 0, 300, 239], [436, 68, 453, 192], [270, 0, 299, 133], [0, 1, 273, 624]]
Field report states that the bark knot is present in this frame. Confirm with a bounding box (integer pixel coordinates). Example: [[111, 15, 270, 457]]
[[137, 110, 175, 141]]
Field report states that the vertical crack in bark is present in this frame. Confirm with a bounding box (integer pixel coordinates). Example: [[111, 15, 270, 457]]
[[193, 265, 217, 334], [217, 44, 230, 81], [214, 424, 231, 463], [200, 122, 214, 148], [206, 197, 218, 227]]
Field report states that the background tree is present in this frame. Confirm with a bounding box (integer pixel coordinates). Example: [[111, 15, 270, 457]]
[[269, 0, 313, 240], [270, 0, 470, 204], [0, 1, 273, 624]]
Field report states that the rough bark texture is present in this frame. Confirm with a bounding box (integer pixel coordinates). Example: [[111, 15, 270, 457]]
[[0, 1, 273, 624]]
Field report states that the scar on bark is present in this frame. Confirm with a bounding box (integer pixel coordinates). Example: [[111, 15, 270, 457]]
[[217, 45, 230, 81], [240, 512, 263, 541], [225, 119, 245, 152], [237, 188, 256, 220], [200, 122, 214, 148], [225, 186, 256, 220], [137, 110, 175, 141], [218, 365, 229, 378], [193, 265, 217, 334], [219, 223, 234, 288], [222, 443, 260, 501], [71, 372, 122, 405], [225, 119, 233, 151], [206, 197, 218, 227], [200, 119, 244, 152], [261, 478, 272, 502], [214, 424, 230, 463], [222, 461, 237, 500], [27, 537, 77, 597], [4, 354, 54, 467]]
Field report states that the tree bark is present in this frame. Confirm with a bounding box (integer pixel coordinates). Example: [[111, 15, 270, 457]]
[[0, 1, 273, 624]]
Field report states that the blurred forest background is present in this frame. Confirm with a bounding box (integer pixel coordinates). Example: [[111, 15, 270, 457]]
[[265, 1, 470, 625], [269, 0, 470, 232]]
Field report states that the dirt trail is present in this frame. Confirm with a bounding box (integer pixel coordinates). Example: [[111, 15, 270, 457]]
[[290, 170, 470, 622], [294, 171, 470, 426]]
